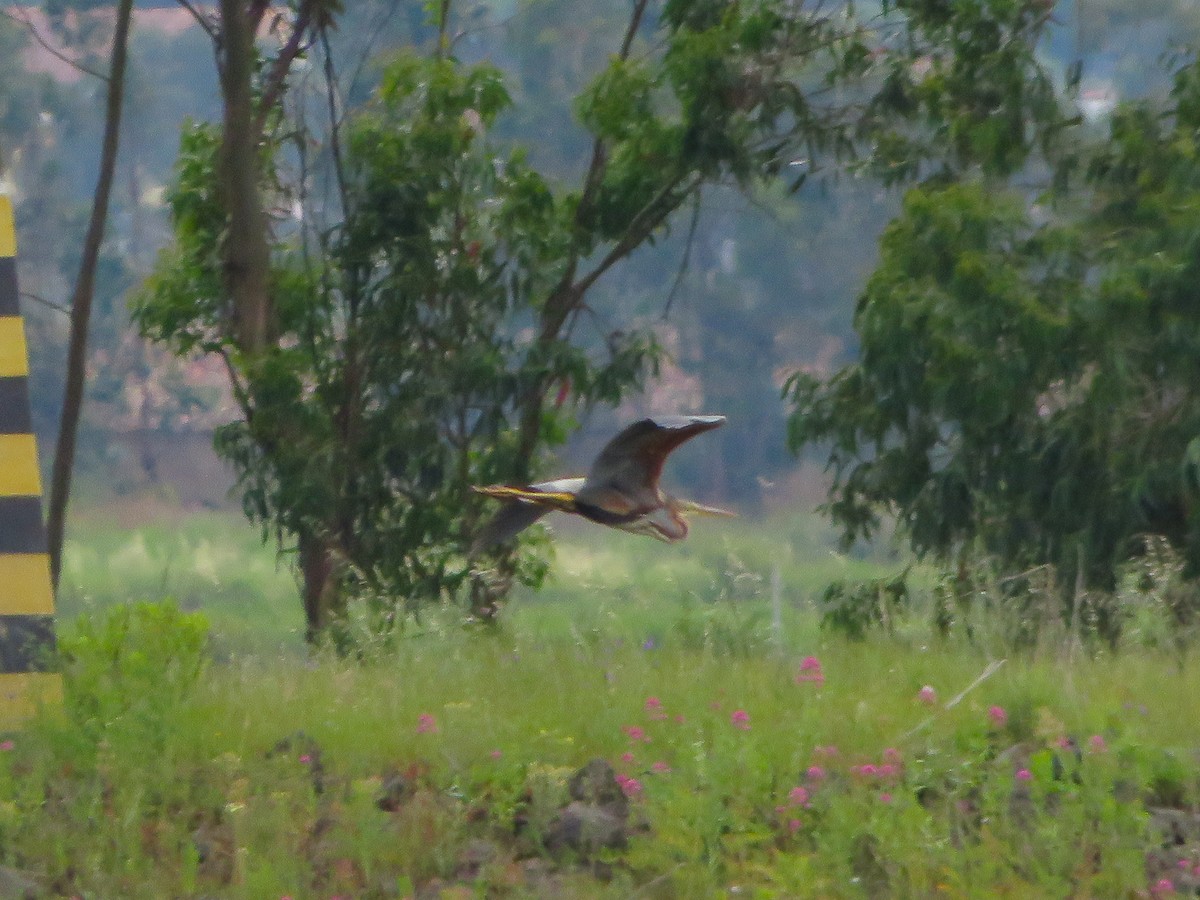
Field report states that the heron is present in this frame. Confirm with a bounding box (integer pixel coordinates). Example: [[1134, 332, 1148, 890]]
[[472, 415, 734, 550]]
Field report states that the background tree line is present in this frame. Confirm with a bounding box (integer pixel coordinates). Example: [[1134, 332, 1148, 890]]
[[4, 0, 1200, 645]]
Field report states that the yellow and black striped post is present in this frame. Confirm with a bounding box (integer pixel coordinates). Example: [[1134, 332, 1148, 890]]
[[0, 195, 62, 727]]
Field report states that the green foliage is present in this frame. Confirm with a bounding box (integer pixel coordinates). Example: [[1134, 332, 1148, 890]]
[[57, 600, 210, 751], [2, 601, 1198, 896], [789, 54, 1200, 636], [820, 568, 912, 640]]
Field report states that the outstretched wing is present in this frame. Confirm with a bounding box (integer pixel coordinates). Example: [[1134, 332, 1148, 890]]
[[471, 501, 554, 553], [579, 415, 725, 510]]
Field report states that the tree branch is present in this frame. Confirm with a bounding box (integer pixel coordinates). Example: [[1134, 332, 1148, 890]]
[[254, 1, 316, 135], [0, 7, 107, 81], [174, 0, 218, 42]]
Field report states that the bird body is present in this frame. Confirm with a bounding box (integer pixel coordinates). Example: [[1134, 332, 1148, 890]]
[[473, 415, 732, 549]]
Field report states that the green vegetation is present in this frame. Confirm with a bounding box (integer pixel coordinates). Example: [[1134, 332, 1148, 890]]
[[5, 512, 1193, 896], [4, 586, 1200, 897]]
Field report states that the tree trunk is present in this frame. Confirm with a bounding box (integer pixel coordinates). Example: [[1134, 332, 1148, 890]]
[[46, 0, 134, 589], [217, 0, 274, 353], [297, 530, 340, 644]]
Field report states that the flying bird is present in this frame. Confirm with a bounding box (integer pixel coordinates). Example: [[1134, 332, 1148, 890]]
[[472, 415, 734, 550]]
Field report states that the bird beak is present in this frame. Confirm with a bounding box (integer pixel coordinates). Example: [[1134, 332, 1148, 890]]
[[673, 499, 737, 518]]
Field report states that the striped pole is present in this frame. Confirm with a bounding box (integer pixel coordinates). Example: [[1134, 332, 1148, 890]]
[[0, 195, 62, 728]]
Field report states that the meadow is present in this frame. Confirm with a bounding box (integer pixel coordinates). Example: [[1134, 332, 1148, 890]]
[[4, 508, 1200, 897]]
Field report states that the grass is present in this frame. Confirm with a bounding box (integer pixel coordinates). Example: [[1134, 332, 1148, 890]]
[[4, 506, 1197, 896]]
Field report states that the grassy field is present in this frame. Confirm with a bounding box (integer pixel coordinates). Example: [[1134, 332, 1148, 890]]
[[4, 508, 1199, 897]]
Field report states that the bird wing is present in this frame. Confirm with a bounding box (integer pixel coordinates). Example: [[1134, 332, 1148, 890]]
[[578, 415, 725, 510], [471, 477, 586, 552]]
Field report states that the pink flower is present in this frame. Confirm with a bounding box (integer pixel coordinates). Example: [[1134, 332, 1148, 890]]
[[1151, 878, 1175, 895], [675, 714, 686, 724], [298, 754, 312, 764], [490, 749, 503, 760], [645, 696, 668, 720], [883, 747, 903, 765], [987, 706, 1008, 728], [651, 761, 671, 774], [731, 709, 751, 730], [879, 763, 898, 780], [787, 786, 810, 807], [1054, 736, 1073, 750], [620, 751, 635, 764], [1088, 734, 1108, 754], [416, 713, 438, 734], [879, 792, 893, 804], [615, 774, 643, 798], [916, 685, 937, 705], [806, 765, 826, 781], [795, 656, 825, 684], [788, 818, 802, 833], [623, 725, 651, 743], [0, 740, 13, 752], [1016, 768, 1032, 782], [857, 763, 878, 778]]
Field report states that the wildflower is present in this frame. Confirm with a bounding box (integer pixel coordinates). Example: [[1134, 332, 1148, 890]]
[[879, 792, 893, 804], [0, 740, 13, 752], [879, 763, 898, 780], [1088, 734, 1108, 754], [651, 761, 671, 774], [620, 752, 635, 764], [917, 685, 937, 705], [675, 714, 687, 724], [856, 763, 878, 778], [1151, 878, 1175, 895], [788, 818, 803, 833], [787, 786, 810, 807], [882, 747, 903, 765], [1016, 768, 1032, 782], [987, 705, 1007, 729], [806, 765, 826, 781], [645, 696, 668, 720], [615, 774, 643, 798], [795, 655, 825, 684], [299, 754, 312, 764], [490, 749, 503, 760], [731, 709, 751, 730], [416, 713, 438, 734], [642, 637, 656, 651], [623, 725, 651, 743]]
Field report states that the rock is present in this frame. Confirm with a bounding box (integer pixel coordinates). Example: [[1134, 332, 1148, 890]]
[[0, 866, 42, 899], [568, 758, 627, 813], [544, 801, 628, 854], [375, 771, 414, 812]]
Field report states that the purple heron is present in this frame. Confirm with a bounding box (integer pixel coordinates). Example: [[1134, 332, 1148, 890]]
[[472, 415, 734, 550]]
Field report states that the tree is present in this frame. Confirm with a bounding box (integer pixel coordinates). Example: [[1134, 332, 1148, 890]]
[[46, 0, 135, 589], [786, 51, 1200, 639], [135, 0, 1066, 644]]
